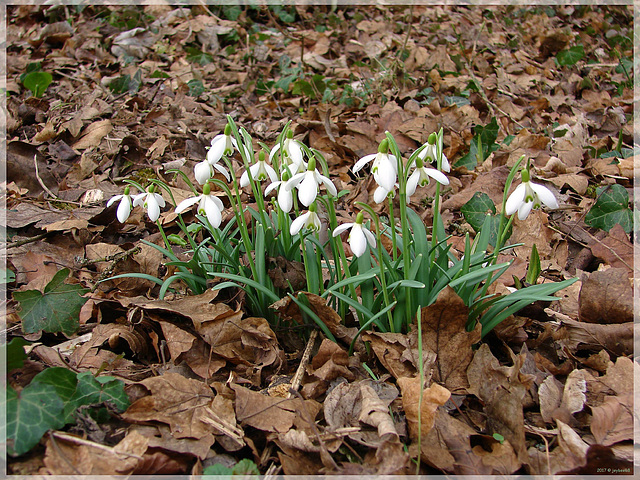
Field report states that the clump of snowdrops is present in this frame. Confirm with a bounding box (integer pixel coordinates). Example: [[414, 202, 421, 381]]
[[107, 116, 576, 351]]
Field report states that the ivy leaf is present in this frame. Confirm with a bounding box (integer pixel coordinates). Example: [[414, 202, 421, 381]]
[[7, 337, 29, 372], [185, 47, 214, 65], [187, 79, 205, 97], [64, 372, 130, 422], [461, 192, 510, 246], [585, 184, 632, 233], [556, 45, 585, 66], [14, 268, 89, 336], [5, 383, 65, 456]]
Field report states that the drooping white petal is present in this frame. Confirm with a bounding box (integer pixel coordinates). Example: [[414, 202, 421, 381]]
[[154, 193, 166, 208], [530, 183, 559, 210], [290, 212, 308, 235], [288, 139, 304, 165], [213, 162, 231, 181], [116, 196, 132, 223], [424, 167, 449, 185], [518, 200, 534, 220], [283, 172, 305, 191], [418, 143, 436, 161], [363, 228, 377, 249], [207, 135, 226, 164], [132, 192, 147, 207], [146, 195, 161, 222], [202, 196, 222, 228], [349, 224, 367, 257], [107, 194, 123, 208], [264, 163, 278, 183], [373, 185, 392, 204], [406, 170, 420, 197], [175, 195, 201, 214], [239, 171, 250, 187], [373, 155, 397, 192], [505, 183, 526, 216], [353, 154, 376, 173], [318, 173, 337, 197], [298, 172, 318, 207], [441, 152, 451, 173], [194, 160, 213, 185], [269, 142, 281, 161], [332, 223, 354, 237], [278, 185, 294, 212], [264, 180, 281, 196]]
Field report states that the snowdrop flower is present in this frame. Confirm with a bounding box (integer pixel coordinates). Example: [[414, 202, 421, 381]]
[[418, 132, 450, 173], [290, 203, 321, 235], [175, 182, 224, 228], [194, 158, 230, 185], [405, 157, 450, 203], [240, 151, 278, 187], [284, 156, 337, 207], [332, 212, 376, 258], [270, 130, 307, 175], [107, 185, 134, 223], [265, 171, 294, 213], [353, 139, 398, 194], [132, 185, 165, 222], [505, 167, 559, 220], [206, 124, 237, 165], [373, 184, 396, 204]]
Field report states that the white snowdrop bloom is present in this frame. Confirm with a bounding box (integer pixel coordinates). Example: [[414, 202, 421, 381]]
[[418, 132, 451, 173], [270, 131, 306, 174], [240, 151, 278, 187], [107, 186, 134, 223], [353, 139, 398, 193], [207, 125, 237, 165], [284, 157, 337, 207], [132, 186, 166, 222], [194, 158, 230, 185], [175, 183, 224, 228], [290, 204, 322, 235], [265, 172, 294, 213], [505, 168, 559, 220], [332, 212, 376, 258], [405, 157, 450, 203], [373, 184, 396, 204]]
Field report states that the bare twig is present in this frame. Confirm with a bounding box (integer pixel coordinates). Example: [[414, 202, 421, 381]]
[[287, 329, 318, 398], [7, 232, 49, 249], [34, 155, 58, 199]]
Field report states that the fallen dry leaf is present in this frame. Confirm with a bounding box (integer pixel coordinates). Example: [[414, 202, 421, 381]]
[[71, 119, 113, 150], [397, 376, 450, 440], [410, 286, 481, 393], [467, 343, 528, 462], [579, 268, 633, 324], [590, 393, 634, 446]]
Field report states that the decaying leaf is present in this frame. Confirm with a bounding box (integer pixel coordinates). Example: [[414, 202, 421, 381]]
[[467, 343, 528, 461], [122, 372, 216, 444], [552, 318, 634, 357], [360, 331, 418, 379], [579, 268, 633, 324], [397, 376, 450, 440], [410, 286, 481, 393], [590, 393, 633, 446]]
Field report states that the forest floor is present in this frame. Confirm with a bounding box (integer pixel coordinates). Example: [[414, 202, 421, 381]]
[[4, 4, 636, 476]]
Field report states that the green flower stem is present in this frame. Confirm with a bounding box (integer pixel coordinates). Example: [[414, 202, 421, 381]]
[[374, 224, 396, 333], [388, 197, 398, 262]]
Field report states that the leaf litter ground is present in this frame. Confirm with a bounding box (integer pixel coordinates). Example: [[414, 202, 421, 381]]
[[4, 4, 636, 476]]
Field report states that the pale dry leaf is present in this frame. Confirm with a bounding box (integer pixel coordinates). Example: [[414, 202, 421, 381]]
[[561, 369, 587, 415], [579, 268, 633, 324], [590, 393, 634, 446], [71, 119, 112, 150], [539, 375, 562, 423], [397, 376, 450, 440]]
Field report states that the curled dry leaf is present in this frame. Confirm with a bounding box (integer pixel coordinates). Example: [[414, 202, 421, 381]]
[[579, 268, 634, 324], [467, 343, 528, 462], [232, 384, 321, 434], [71, 119, 113, 150], [323, 380, 399, 448], [360, 331, 418, 379], [397, 376, 450, 440], [410, 286, 481, 393], [122, 372, 216, 445], [590, 393, 634, 446], [552, 318, 634, 357], [301, 338, 355, 399]]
